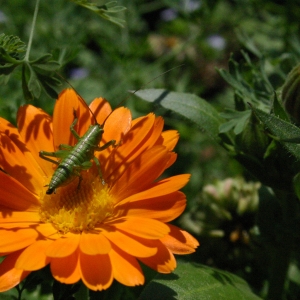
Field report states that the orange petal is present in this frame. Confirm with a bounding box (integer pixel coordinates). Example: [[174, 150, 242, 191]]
[[106, 217, 169, 239], [0, 251, 30, 292], [161, 224, 199, 254], [35, 223, 61, 239], [138, 240, 176, 273], [79, 231, 111, 255], [79, 251, 113, 291], [110, 146, 171, 200], [15, 240, 51, 270], [109, 244, 144, 286], [118, 174, 190, 204], [53, 89, 91, 149], [89, 97, 112, 124], [50, 249, 80, 284], [161, 130, 179, 150], [165, 152, 177, 169], [101, 229, 157, 257], [0, 171, 39, 210], [46, 234, 80, 257], [17, 105, 54, 177], [115, 191, 186, 222], [102, 107, 132, 146], [0, 118, 45, 195], [0, 209, 39, 224], [0, 228, 38, 252], [103, 113, 156, 179]]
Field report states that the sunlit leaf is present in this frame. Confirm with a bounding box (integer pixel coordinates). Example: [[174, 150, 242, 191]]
[[134, 89, 225, 143], [140, 262, 262, 300], [70, 0, 126, 27], [251, 105, 300, 160]]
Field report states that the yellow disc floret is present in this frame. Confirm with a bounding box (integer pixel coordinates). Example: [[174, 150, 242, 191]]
[[39, 171, 114, 234]]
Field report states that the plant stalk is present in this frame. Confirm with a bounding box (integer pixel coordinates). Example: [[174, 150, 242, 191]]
[[25, 0, 40, 61]]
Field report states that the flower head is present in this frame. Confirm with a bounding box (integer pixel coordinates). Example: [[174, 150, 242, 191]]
[[0, 89, 198, 291]]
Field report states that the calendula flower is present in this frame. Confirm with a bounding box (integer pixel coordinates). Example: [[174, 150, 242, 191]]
[[0, 89, 198, 292]]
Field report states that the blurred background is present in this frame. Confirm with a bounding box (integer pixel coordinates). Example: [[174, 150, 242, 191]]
[[2, 0, 300, 298]]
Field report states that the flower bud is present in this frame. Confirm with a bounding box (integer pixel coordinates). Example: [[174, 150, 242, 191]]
[[235, 111, 270, 158], [282, 64, 300, 121]]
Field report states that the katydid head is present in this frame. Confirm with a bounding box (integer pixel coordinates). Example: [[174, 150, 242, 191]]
[[46, 187, 55, 194]]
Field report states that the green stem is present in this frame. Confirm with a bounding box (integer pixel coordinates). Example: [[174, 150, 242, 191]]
[[25, 0, 40, 61]]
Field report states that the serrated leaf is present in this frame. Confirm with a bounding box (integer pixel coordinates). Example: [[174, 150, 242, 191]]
[[272, 91, 290, 121], [218, 67, 254, 103], [251, 106, 300, 160], [30, 53, 53, 64], [38, 79, 59, 99], [0, 63, 18, 75], [140, 262, 261, 300], [0, 33, 26, 56], [32, 61, 61, 72], [293, 172, 300, 201], [219, 109, 251, 134], [70, 0, 126, 27], [22, 63, 34, 101], [27, 63, 42, 99], [102, 1, 127, 12], [236, 30, 262, 58], [134, 89, 224, 142]]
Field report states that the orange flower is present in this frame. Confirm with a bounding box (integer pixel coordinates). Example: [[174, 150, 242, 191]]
[[0, 89, 199, 291]]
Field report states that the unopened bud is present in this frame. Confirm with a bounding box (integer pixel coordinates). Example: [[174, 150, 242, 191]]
[[235, 111, 270, 158], [282, 64, 300, 121]]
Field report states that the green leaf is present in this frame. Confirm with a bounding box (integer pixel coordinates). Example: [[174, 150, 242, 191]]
[[0, 33, 26, 59], [37, 75, 59, 99], [140, 262, 261, 300], [70, 0, 126, 27], [27, 63, 42, 99], [293, 172, 300, 201], [32, 61, 61, 73], [272, 91, 290, 121], [22, 63, 34, 101], [30, 53, 53, 64], [133, 89, 225, 143], [0, 63, 18, 75], [235, 29, 262, 58], [251, 106, 300, 160], [219, 109, 251, 134]]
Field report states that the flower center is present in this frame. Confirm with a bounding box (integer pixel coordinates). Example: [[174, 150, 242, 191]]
[[39, 171, 114, 234]]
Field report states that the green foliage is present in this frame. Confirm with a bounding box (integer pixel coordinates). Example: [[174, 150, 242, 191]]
[[0, 33, 26, 60], [134, 89, 224, 143], [70, 0, 126, 27], [140, 262, 262, 300], [3, 0, 300, 299], [137, 14, 300, 298], [0, 33, 61, 100]]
